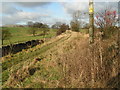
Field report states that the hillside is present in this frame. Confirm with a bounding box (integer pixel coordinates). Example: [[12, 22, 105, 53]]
[[1, 27, 56, 46], [2, 30, 119, 88]]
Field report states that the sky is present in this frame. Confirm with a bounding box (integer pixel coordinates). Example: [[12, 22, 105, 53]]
[[0, 0, 119, 26]]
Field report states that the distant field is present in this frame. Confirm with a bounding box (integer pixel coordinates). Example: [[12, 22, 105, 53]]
[[2, 27, 57, 46], [1, 27, 89, 46]]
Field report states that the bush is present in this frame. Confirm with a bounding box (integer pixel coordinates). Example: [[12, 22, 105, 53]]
[[56, 24, 69, 35], [103, 26, 118, 39], [70, 21, 80, 32]]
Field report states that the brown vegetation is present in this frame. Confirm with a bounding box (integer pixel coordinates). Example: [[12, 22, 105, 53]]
[[2, 29, 119, 88]]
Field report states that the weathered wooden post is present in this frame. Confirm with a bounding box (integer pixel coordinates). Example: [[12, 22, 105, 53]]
[[89, 0, 94, 44], [89, 0, 95, 87]]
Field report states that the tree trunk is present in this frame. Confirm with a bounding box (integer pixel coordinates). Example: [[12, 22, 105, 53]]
[[2, 39, 3, 45], [8, 40, 13, 54]]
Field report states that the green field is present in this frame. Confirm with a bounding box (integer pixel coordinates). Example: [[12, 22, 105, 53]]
[[2, 27, 57, 46], [2, 32, 71, 87]]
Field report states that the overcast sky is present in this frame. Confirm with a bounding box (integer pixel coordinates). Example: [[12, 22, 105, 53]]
[[1, 0, 119, 26]]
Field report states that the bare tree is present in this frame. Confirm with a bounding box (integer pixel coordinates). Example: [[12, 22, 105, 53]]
[[70, 10, 81, 32]]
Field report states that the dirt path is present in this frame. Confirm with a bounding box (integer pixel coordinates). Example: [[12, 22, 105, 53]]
[[40, 31, 91, 88]]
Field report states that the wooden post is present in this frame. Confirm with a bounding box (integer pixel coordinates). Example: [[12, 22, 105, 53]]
[[89, 0, 94, 44]]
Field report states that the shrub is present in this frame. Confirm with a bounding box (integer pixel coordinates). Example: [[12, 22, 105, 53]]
[[103, 26, 118, 38], [70, 21, 80, 32], [95, 9, 118, 39], [56, 24, 69, 35]]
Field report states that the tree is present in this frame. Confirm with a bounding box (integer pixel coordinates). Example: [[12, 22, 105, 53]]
[[27, 21, 33, 27], [28, 22, 43, 36], [41, 24, 50, 37], [29, 27, 37, 36], [70, 21, 80, 32], [28, 22, 50, 37], [95, 8, 118, 38], [57, 24, 69, 35], [34, 22, 43, 28], [28, 23, 38, 36], [2, 27, 12, 45], [51, 24, 57, 29], [51, 22, 62, 29], [70, 11, 81, 32], [28, 22, 37, 36]]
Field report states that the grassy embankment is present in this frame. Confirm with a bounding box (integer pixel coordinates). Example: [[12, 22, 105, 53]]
[[2, 28, 118, 88]]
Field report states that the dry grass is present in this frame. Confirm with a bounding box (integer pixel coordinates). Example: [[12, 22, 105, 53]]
[[2, 30, 119, 88]]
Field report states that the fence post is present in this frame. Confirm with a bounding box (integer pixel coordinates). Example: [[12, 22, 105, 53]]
[[89, 0, 94, 44]]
